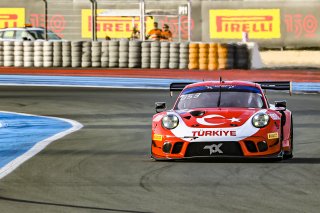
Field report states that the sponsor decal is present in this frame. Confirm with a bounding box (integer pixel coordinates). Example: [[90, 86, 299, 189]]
[[285, 14, 318, 38], [269, 113, 280, 120], [196, 114, 225, 126], [30, 13, 66, 37], [209, 9, 281, 39], [203, 143, 223, 154], [0, 8, 25, 29], [82, 9, 153, 39], [192, 130, 236, 137], [153, 134, 163, 141], [228, 117, 240, 123], [268, 132, 279, 139]]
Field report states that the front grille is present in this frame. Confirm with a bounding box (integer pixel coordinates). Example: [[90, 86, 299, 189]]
[[184, 142, 243, 157], [172, 142, 184, 154]]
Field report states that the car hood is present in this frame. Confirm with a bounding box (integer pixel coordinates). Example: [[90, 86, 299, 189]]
[[175, 108, 261, 128], [167, 108, 266, 142]]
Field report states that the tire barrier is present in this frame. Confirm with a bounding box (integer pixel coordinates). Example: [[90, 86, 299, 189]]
[[199, 43, 209, 70], [101, 41, 109, 68], [71, 41, 82, 68], [129, 40, 141, 68], [92, 41, 102, 68], [23, 41, 34, 67], [0, 41, 3, 67], [62, 41, 71, 67], [82, 41, 91, 68], [0, 40, 250, 70], [150, 41, 160, 69], [141, 41, 151, 68], [109, 40, 119, 68], [179, 42, 189, 69], [160, 42, 170, 69], [4, 41, 14, 67], [53, 41, 62, 67], [14, 41, 24, 67], [208, 43, 218, 71], [169, 42, 180, 69], [43, 41, 53, 67], [235, 43, 249, 69], [189, 42, 199, 70], [119, 40, 129, 68]]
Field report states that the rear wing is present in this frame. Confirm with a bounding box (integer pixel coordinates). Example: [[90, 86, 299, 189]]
[[170, 82, 194, 96], [255, 81, 292, 95], [169, 81, 292, 96]]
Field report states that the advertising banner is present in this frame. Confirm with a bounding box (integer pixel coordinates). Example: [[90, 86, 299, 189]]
[[209, 9, 281, 39], [82, 9, 154, 39], [0, 8, 25, 29]]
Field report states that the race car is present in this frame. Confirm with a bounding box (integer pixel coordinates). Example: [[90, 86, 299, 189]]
[[151, 80, 293, 160]]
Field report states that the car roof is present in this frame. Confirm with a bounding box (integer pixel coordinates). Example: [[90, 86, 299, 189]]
[[0, 27, 45, 31], [185, 81, 261, 89]]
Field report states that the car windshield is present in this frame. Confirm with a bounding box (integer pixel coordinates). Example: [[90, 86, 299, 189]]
[[27, 30, 61, 40], [174, 85, 265, 110]]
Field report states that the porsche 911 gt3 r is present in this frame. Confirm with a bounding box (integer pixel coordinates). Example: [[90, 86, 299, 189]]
[[151, 80, 293, 160]]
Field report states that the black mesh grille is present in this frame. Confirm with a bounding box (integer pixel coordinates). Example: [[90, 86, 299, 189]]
[[185, 142, 243, 157], [244, 140, 258, 153], [172, 142, 184, 154]]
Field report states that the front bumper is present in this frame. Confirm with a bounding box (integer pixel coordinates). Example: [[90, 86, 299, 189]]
[[151, 135, 281, 160]]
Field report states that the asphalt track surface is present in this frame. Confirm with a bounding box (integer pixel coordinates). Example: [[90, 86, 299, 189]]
[[0, 86, 319, 213]]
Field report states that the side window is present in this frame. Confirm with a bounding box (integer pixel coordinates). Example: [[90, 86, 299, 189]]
[[3, 30, 15, 39], [16, 30, 30, 40], [0, 31, 3, 38]]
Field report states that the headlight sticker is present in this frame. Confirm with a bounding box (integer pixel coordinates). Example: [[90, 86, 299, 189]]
[[268, 132, 279, 139]]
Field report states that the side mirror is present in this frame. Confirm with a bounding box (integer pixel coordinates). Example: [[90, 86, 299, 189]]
[[155, 102, 166, 113], [275, 100, 286, 110]]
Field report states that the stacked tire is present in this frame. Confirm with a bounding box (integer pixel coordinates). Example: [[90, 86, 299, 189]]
[[0, 41, 3, 67], [179, 42, 189, 69], [160, 42, 170, 69], [141, 42, 151, 68], [101, 41, 109, 68], [169, 42, 180, 69], [81, 41, 91, 68], [208, 43, 218, 71], [34, 41, 43, 67], [14, 41, 24, 67], [109, 40, 119, 68], [43, 41, 53, 67], [119, 40, 129, 68], [129, 40, 141, 68], [62, 41, 71, 67], [53, 41, 63, 67], [71, 41, 82, 67], [92, 41, 102, 68], [235, 43, 249, 69], [226, 43, 235, 69], [199, 43, 209, 70], [4, 41, 14, 67], [150, 41, 160, 68], [23, 41, 34, 67], [188, 42, 199, 70], [217, 43, 228, 70]]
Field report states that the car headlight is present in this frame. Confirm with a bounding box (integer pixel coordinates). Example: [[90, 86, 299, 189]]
[[162, 114, 179, 129], [252, 113, 269, 128]]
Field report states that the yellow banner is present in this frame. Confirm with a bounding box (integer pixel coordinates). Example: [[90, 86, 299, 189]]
[[210, 9, 281, 39], [82, 9, 154, 39], [0, 8, 25, 29]]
